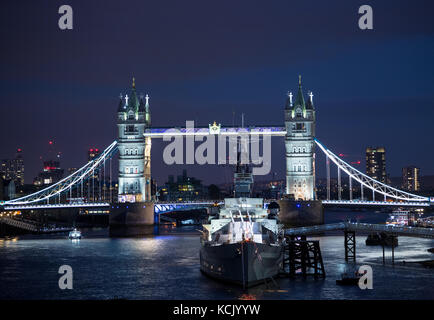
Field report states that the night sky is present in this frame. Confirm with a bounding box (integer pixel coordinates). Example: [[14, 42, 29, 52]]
[[1, 0, 433, 185]]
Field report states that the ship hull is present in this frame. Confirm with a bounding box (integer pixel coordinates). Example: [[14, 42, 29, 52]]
[[200, 241, 283, 288]]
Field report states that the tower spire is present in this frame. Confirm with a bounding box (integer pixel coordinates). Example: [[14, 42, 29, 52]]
[[294, 75, 305, 108], [132, 77, 135, 89]]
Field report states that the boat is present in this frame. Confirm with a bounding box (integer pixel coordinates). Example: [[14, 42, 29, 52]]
[[365, 233, 382, 246], [386, 209, 410, 226], [365, 232, 398, 247], [336, 271, 363, 286], [199, 138, 284, 288], [68, 228, 82, 239], [200, 197, 284, 288]]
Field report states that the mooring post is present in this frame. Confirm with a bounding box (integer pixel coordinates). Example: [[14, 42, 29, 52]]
[[391, 236, 395, 265]]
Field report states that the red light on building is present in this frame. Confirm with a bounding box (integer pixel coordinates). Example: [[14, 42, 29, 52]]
[[49, 141, 53, 145], [338, 153, 344, 157], [17, 148, 22, 152]]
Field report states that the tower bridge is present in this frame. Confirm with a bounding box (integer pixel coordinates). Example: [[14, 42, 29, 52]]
[[1, 77, 432, 231]]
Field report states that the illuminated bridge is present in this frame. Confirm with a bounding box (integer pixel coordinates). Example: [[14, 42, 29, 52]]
[[1, 132, 431, 212]]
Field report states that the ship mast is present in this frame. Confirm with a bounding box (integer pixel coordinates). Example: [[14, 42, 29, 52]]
[[233, 113, 253, 198]]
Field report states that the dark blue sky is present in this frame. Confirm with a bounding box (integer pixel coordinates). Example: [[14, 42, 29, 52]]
[[1, 0, 433, 185]]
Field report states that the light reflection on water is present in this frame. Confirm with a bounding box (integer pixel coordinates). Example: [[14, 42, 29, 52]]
[[0, 210, 433, 300]]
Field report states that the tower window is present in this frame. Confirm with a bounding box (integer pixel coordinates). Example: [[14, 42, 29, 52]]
[[296, 123, 304, 130], [296, 108, 302, 117]]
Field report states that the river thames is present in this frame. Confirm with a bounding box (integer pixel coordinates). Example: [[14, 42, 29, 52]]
[[0, 210, 433, 300]]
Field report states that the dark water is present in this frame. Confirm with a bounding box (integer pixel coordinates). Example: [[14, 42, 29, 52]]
[[0, 210, 433, 300]]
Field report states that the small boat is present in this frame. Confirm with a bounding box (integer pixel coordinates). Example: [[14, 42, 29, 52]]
[[68, 228, 82, 239], [365, 232, 398, 247], [365, 233, 382, 246], [336, 272, 362, 286]]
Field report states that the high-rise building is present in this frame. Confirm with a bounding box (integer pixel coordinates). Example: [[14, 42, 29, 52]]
[[402, 166, 420, 191], [284, 76, 316, 200], [88, 148, 100, 162], [87, 148, 100, 182], [0, 148, 24, 186], [117, 78, 151, 203], [366, 147, 386, 183], [33, 160, 64, 186]]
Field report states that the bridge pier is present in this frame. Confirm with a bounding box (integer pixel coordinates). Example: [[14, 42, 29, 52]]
[[344, 230, 356, 262], [109, 201, 154, 237], [281, 235, 325, 279], [278, 199, 324, 227]]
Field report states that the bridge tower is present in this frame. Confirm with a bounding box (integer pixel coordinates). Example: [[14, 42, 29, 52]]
[[284, 76, 316, 200], [116, 78, 152, 202]]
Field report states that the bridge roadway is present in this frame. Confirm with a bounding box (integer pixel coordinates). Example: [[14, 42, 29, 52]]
[[2, 202, 111, 211], [322, 200, 432, 207], [3, 199, 432, 212], [285, 222, 434, 238]]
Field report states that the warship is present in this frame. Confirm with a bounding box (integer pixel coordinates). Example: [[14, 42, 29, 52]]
[[199, 139, 284, 288]]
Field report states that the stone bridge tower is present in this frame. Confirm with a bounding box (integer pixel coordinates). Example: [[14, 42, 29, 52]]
[[116, 78, 152, 202], [284, 76, 316, 200]]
